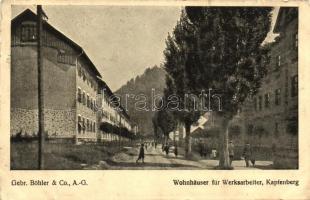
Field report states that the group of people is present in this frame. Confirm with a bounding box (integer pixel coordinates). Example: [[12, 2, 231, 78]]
[[136, 142, 179, 164], [228, 140, 256, 167], [162, 143, 178, 157], [136, 140, 257, 167]]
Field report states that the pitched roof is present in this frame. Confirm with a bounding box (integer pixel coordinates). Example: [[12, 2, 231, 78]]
[[12, 9, 102, 77], [273, 7, 298, 33]]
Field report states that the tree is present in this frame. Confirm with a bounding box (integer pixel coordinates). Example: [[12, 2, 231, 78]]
[[156, 109, 177, 145], [183, 7, 273, 168], [152, 112, 160, 143], [163, 11, 201, 157]]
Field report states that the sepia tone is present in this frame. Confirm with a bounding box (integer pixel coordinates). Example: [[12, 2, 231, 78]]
[[9, 6, 298, 170], [1, 1, 310, 200]]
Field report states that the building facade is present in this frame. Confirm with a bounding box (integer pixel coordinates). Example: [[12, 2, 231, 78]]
[[97, 77, 134, 142], [240, 7, 298, 168], [11, 9, 134, 143]]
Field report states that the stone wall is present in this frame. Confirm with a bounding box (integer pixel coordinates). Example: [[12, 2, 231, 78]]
[[11, 108, 76, 138]]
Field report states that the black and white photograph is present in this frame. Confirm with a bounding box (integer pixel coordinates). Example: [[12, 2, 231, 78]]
[[10, 5, 298, 170]]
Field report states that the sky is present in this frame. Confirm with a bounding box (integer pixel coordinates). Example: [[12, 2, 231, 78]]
[[12, 6, 279, 91]]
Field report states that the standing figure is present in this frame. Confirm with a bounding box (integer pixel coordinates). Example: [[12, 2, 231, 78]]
[[243, 143, 253, 167], [164, 144, 169, 156], [228, 140, 234, 166], [199, 140, 204, 157], [136, 143, 145, 163], [174, 144, 178, 157]]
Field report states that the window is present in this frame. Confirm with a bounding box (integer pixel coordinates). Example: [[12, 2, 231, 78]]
[[285, 69, 289, 104], [277, 55, 281, 68], [90, 97, 93, 109], [78, 66, 82, 77], [274, 122, 279, 138], [21, 23, 37, 42], [82, 118, 85, 134], [93, 122, 96, 132], [82, 91, 86, 105], [57, 53, 66, 63], [258, 96, 262, 111], [57, 52, 75, 65], [82, 70, 86, 81], [87, 95, 90, 108], [86, 119, 89, 132], [275, 89, 281, 105], [77, 88, 82, 103], [264, 93, 270, 108], [78, 116, 82, 134], [291, 75, 298, 97]]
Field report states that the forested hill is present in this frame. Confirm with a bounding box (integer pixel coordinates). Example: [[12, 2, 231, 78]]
[[115, 65, 166, 136]]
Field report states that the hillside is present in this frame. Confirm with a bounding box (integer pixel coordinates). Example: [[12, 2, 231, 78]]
[[115, 65, 166, 136]]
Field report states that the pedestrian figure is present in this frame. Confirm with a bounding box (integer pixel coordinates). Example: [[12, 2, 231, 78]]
[[136, 143, 145, 163], [174, 145, 178, 157], [199, 141, 204, 157], [242, 143, 255, 167], [155, 142, 157, 149], [164, 144, 169, 156], [228, 140, 234, 166], [203, 143, 208, 158]]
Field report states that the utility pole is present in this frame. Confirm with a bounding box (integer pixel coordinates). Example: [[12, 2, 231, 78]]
[[37, 5, 45, 170]]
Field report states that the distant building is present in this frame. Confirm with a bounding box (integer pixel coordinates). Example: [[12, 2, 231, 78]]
[[11, 9, 134, 143], [97, 77, 134, 142]]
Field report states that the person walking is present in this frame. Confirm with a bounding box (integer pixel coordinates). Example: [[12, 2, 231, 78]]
[[174, 144, 178, 157], [136, 143, 145, 163], [228, 140, 234, 166], [243, 143, 253, 167], [164, 144, 169, 156]]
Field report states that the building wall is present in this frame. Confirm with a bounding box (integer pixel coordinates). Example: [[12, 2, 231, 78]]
[[239, 9, 298, 168], [76, 58, 98, 142], [97, 89, 119, 142], [242, 16, 297, 146], [11, 19, 77, 139], [97, 88, 133, 142]]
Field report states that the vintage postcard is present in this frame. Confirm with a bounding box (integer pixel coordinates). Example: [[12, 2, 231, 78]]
[[0, 0, 309, 199]]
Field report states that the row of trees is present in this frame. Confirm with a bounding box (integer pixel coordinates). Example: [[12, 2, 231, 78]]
[[157, 7, 273, 168]]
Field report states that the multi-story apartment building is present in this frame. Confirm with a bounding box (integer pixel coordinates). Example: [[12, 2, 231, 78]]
[[97, 77, 134, 142], [240, 7, 298, 168], [11, 9, 134, 143]]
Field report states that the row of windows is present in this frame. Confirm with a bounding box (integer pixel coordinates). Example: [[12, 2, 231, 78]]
[[77, 116, 96, 134], [77, 66, 97, 92], [57, 53, 75, 65], [253, 75, 298, 111], [20, 24, 76, 66], [274, 33, 298, 70], [21, 24, 37, 42], [77, 88, 96, 111]]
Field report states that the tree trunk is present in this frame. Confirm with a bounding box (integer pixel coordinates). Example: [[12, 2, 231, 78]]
[[184, 122, 191, 157], [219, 117, 231, 169], [164, 134, 169, 145]]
